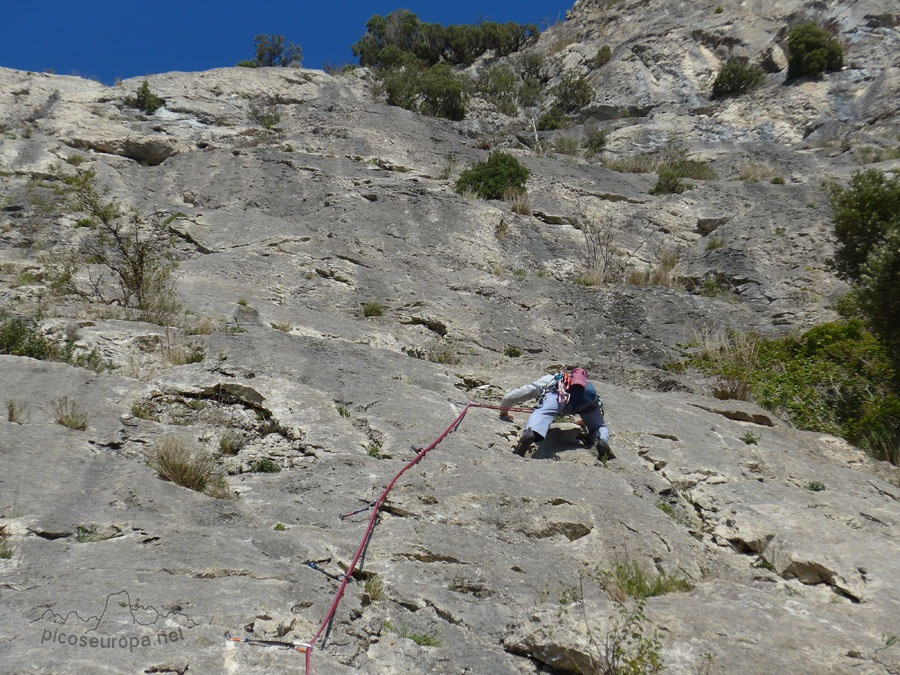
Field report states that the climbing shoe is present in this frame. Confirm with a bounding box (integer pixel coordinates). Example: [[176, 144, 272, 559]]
[[514, 430, 536, 457], [596, 438, 615, 461]]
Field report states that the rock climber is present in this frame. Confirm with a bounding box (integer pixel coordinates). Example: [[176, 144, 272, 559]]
[[498, 367, 613, 460]]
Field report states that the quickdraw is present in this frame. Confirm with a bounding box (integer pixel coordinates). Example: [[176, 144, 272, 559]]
[[306, 562, 350, 583], [226, 633, 310, 653]]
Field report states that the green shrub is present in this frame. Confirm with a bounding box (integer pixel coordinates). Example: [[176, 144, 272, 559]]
[[0, 315, 55, 360], [475, 63, 518, 115], [54, 168, 179, 321], [551, 71, 593, 114], [235, 60, 257, 68], [685, 321, 900, 464], [536, 109, 565, 130], [597, 561, 693, 600], [418, 64, 466, 120], [362, 301, 385, 317], [828, 170, 900, 373], [711, 57, 765, 99], [663, 158, 717, 180], [382, 66, 420, 110], [650, 169, 689, 195], [124, 81, 165, 115], [786, 22, 843, 79], [252, 459, 281, 473], [518, 78, 543, 107], [253, 34, 303, 67], [592, 45, 612, 66], [380, 61, 467, 120], [456, 153, 529, 200]]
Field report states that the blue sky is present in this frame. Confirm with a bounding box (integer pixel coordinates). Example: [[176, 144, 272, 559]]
[[1, 1, 574, 85]]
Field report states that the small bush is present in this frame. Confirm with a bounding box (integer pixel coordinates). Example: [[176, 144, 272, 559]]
[[591, 45, 612, 66], [475, 63, 518, 115], [806, 481, 826, 492], [418, 64, 467, 120], [54, 167, 180, 322], [252, 459, 281, 473], [650, 168, 689, 195], [367, 444, 383, 459], [0, 315, 55, 360], [504, 346, 522, 357], [597, 561, 693, 600], [124, 81, 165, 115], [787, 22, 843, 79], [551, 71, 593, 114], [235, 60, 257, 68], [362, 301, 385, 317], [711, 57, 765, 99], [152, 437, 219, 493], [456, 153, 529, 200], [739, 431, 760, 445], [536, 109, 565, 131]]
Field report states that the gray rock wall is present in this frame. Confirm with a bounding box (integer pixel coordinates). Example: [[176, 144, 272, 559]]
[[2, 1, 900, 672]]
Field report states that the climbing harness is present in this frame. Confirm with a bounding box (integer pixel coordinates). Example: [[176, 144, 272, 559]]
[[228, 402, 534, 674]]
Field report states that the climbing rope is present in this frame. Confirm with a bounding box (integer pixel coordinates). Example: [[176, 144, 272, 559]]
[[302, 402, 532, 674], [226, 401, 533, 673]]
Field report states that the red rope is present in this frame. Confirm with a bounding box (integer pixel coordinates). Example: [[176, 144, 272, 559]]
[[303, 402, 532, 674]]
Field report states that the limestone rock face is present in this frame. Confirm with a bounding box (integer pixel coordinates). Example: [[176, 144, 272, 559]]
[[2, 1, 900, 673]]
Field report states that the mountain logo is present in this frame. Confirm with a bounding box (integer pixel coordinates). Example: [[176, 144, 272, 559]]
[[33, 590, 199, 652]]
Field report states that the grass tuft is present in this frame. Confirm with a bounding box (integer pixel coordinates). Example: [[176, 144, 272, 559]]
[[152, 437, 221, 494], [53, 396, 88, 430]]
